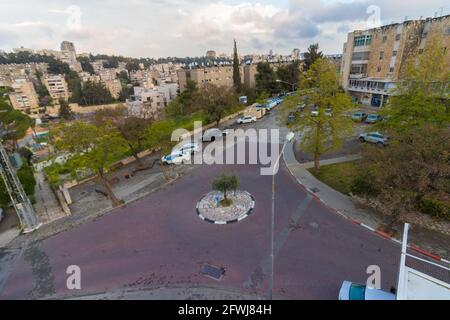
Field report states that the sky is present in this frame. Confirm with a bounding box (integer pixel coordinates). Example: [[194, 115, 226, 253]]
[[0, 0, 448, 58]]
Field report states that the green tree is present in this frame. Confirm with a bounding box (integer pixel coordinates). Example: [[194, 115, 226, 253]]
[[58, 99, 73, 120], [94, 105, 151, 166], [276, 60, 301, 92], [282, 58, 353, 173], [195, 84, 237, 126], [255, 62, 279, 95], [212, 174, 239, 206], [233, 39, 242, 93], [66, 71, 83, 104], [0, 162, 36, 208], [77, 56, 95, 74], [303, 43, 323, 71], [0, 97, 31, 149], [53, 121, 130, 207]]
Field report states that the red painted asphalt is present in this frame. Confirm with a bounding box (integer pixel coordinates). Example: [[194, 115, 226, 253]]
[[0, 162, 400, 299]]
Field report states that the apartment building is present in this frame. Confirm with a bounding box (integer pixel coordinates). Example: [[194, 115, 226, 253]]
[[8, 79, 40, 116], [341, 15, 450, 107], [0, 63, 48, 86], [43, 74, 70, 101], [126, 83, 178, 119], [60, 41, 82, 72], [177, 65, 244, 92], [104, 79, 122, 99]]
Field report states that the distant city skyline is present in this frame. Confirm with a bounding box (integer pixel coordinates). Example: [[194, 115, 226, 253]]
[[0, 0, 448, 58]]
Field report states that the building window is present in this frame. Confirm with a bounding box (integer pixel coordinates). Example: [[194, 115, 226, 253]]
[[395, 34, 401, 41], [392, 50, 397, 57], [389, 67, 394, 73], [379, 51, 384, 60], [354, 35, 372, 47], [382, 35, 387, 43], [377, 66, 381, 72]]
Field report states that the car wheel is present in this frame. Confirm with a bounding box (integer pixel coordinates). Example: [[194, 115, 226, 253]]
[[377, 142, 384, 146], [359, 137, 365, 142]]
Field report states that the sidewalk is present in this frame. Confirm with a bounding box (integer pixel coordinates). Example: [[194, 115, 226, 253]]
[[283, 141, 450, 263], [34, 172, 67, 224]]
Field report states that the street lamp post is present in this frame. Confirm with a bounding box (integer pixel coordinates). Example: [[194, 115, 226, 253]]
[[269, 131, 295, 300], [276, 79, 296, 93]]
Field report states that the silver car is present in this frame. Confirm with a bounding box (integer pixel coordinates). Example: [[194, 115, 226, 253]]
[[359, 132, 389, 145]]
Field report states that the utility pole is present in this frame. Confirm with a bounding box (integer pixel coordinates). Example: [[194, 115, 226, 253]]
[[0, 140, 40, 233]]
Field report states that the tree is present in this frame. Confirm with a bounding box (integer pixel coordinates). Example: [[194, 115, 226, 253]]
[[0, 97, 31, 149], [233, 39, 242, 93], [195, 84, 237, 126], [77, 56, 95, 74], [79, 80, 114, 106], [58, 99, 73, 120], [0, 162, 36, 208], [66, 71, 83, 104], [283, 58, 353, 173], [276, 60, 301, 92], [144, 119, 177, 181], [212, 174, 239, 206], [303, 43, 323, 71], [255, 62, 279, 95], [53, 121, 129, 207], [94, 106, 151, 166]]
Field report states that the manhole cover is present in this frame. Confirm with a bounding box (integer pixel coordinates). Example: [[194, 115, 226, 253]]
[[200, 264, 225, 281]]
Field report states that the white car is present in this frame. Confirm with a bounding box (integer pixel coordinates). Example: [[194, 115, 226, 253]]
[[161, 151, 191, 165], [177, 142, 200, 155], [236, 115, 257, 124], [339, 281, 396, 300], [202, 128, 227, 142], [311, 108, 319, 116]]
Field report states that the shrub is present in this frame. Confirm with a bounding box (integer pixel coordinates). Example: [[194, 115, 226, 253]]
[[351, 175, 380, 197], [417, 198, 450, 220]]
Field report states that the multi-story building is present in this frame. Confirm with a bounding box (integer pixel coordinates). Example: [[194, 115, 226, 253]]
[[8, 79, 40, 116], [206, 50, 217, 58], [0, 63, 48, 86], [126, 83, 178, 119], [43, 74, 69, 101], [60, 41, 82, 72], [104, 79, 122, 99], [177, 65, 244, 92], [340, 15, 450, 107]]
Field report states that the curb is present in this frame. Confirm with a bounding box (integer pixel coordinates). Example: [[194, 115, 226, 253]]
[[196, 191, 255, 225], [284, 155, 450, 266]]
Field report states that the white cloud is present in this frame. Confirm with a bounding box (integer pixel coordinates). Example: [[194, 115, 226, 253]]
[[0, 0, 448, 57]]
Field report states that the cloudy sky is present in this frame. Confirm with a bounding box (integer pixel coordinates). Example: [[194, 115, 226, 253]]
[[0, 0, 448, 58]]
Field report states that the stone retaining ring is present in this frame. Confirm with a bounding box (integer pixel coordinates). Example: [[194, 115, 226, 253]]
[[196, 190, 255, 224]]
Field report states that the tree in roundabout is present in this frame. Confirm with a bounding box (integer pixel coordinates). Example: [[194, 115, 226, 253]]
[[212, 174, 239, 207]]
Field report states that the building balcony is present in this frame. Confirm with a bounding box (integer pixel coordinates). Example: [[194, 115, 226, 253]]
[[349, 73, 367, 79]]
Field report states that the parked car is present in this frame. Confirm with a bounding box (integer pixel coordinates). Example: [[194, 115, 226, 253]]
[[339, 281, 396, 300], [359, 132, 389, 145], [236, 115, 257, 124], [265, 100, 277, 110], [311, 107, 319, 117], [202, 128, 227, 142], [287, 112, 297, 124], [161, 151, 191, 165], [176, 142, 200, 155], [365, 114, 383, 124], [325, 108, 333, 117], [352, 111, 368, 122]]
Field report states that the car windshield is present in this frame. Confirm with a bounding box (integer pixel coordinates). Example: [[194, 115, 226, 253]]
[[349, 284, 366, 300]]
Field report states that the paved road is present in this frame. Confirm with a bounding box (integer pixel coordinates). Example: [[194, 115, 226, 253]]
[[0, 111, 401, 299]]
